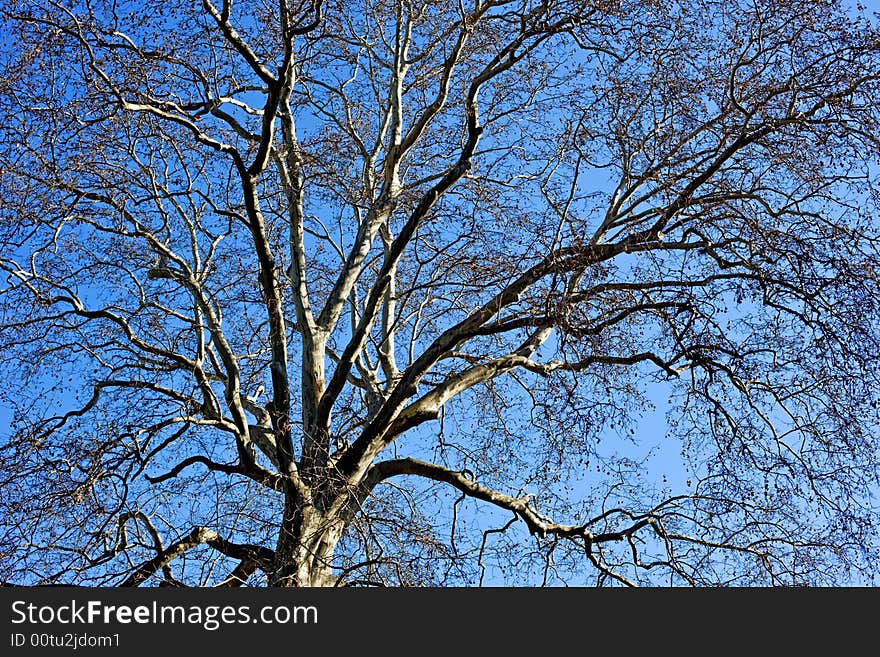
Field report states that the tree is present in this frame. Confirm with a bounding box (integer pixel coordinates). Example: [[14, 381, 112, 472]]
[[1, 0, 879, 587]]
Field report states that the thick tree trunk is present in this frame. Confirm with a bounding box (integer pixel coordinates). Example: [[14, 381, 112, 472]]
[[269, 500, 344, 587]]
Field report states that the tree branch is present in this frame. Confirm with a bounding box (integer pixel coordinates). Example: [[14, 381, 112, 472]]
[[120, 526, 274, 587]]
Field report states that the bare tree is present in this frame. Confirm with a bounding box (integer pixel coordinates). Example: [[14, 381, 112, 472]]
[[1, 0, 879, 587]]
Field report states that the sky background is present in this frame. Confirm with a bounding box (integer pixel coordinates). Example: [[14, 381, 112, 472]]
[[1, 0, 879, 586]]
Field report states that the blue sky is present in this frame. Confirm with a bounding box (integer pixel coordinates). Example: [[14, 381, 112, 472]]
[[1, 0, 879, 586]]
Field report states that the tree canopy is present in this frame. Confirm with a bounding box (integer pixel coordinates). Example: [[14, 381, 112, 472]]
[[1, 0, 879, 586]]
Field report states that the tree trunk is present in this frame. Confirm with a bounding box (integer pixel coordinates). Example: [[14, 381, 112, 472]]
[[269, 500, 344, 587]]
